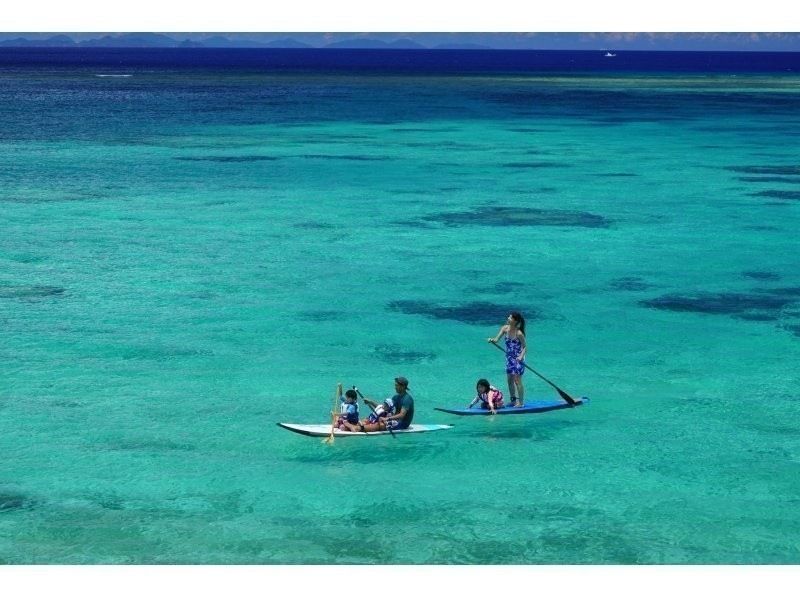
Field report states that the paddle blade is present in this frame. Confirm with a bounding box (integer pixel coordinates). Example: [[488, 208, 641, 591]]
[[323, 424, 336, 444], [556, 387, 577, 406]]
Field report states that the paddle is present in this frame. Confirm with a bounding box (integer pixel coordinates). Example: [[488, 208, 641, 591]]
[[353, 386, 395, 438], [324, 384, 339, 444], [489, 340, 578, 406]]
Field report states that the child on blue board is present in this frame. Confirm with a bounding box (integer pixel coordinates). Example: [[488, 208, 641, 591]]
[[468, 378, 505, 415], [334, 383, 360, 430]]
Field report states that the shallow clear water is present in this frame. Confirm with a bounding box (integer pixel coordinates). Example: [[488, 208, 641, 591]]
[[1, 63, 799, 564]]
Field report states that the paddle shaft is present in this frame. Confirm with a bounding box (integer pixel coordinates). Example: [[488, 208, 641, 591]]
[[325, 385, 339, 444], [353, 386, 395, 437], [490, 340, 577, 405]]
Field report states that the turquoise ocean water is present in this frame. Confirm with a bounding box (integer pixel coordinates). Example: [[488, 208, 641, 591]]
[[1, 53, 800, 564]]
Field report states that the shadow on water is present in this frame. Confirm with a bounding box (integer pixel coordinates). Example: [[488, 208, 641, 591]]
[[108, 344, 214, 361], [297, 309, 348, 322], [275, 501, 474, 563], [0, 285, 66, 299], [725, 165, 800, 175], [609, 277, 655, 292], [465, 281, 527, 295], [292, 154, 392, 161], [748, 190, 800, 200], [505, 127, 553, 133], [743, 225, 780, 232], [373, 344, 437, 364], [640, 288, 800, 317], [174, 155, 279, 162], [0, 491, 36, 512], [286, 438, 449, 466], [502, 161, 571, 169], [419, 501, 645, 564], [453, 419, 581, 442], [388, 127, 459, 133], [640, 287, 800, 339], [415, 206, 612, 229], [535, 523, 643, 564], [86, 492, 126, 511], [742, 271, 781, 281], [387, 299, 540, 326], [782, 324, 800, 337], [104, 439, 198, 452], [737, 176, 800, 184]]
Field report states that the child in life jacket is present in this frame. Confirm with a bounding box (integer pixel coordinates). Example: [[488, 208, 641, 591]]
[[468, 378, 504, 414], [335, 384, 360, 430], [361, 395, 395, 424]]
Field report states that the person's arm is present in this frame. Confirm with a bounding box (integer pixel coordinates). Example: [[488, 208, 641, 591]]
[[363, 398, 379, 410], [337, 383, 345, 406], [487, 391, 497, 415], [383, 396, 404, 422], [467, 394, 479, 408], [386, 407, 407, 422], [517, 332, 527, 362], [488, 325, 507, 343]]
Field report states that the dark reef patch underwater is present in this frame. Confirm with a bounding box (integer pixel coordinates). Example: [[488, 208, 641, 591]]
[[0, 491, 35, 512], [417, 206, 611, 229], [174, 155, 279, 162], [609, 277, 656, 292], [373, 344, 437, 364], [725, 165, 800, 175], [388, 300, 539, 326], [640, 287, 800, 335], [0, 285, 65, 299], [742, 271, 782, 281], [748, 190, 800, 200], [640, 290, 799, 316]]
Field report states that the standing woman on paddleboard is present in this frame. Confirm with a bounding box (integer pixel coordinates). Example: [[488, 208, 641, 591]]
[[488, 311, 527, 407]]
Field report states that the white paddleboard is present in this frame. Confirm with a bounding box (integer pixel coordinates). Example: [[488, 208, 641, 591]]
[[277, 423, 453, 437]]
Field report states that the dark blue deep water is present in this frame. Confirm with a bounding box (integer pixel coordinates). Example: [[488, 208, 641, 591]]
[[1, 47, 799, 73]]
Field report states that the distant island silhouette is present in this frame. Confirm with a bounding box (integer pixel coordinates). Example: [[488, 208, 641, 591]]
[[0, 33, 493, 50], [1, 33, 798, 51]]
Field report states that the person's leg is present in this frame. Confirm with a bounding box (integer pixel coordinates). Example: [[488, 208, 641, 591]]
[[343, 420, 383, 433], [515, 374, 524, 406], [342, 420, 377, 432], [506, 373, 517, 404]]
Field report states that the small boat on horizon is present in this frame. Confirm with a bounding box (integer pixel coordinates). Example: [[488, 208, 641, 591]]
[[604, 52, 617, 57]]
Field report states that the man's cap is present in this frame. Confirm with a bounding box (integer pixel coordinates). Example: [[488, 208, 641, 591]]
[[394, 376, 409, 388]]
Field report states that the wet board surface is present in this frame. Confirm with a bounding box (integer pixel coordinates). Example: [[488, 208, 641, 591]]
[[277, 423, 454, 437], [434, 397, 588, 416]]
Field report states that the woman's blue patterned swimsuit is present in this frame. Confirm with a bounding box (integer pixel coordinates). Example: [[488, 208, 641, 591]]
[[505, 336, 525, 376]]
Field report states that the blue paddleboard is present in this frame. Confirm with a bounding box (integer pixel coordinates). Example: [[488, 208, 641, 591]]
[[434, 397, 588, 416]]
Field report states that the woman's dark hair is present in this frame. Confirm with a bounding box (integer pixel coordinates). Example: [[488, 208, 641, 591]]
[[510, 311, 525, 335], [345, 389, 358, 400], [476, 378, 490, 392]]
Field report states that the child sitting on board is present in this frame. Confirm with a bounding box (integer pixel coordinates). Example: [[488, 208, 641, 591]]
[[334, 383, 360, 430], [362, 395, 395, 424], [468, 378, 505, 415]]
